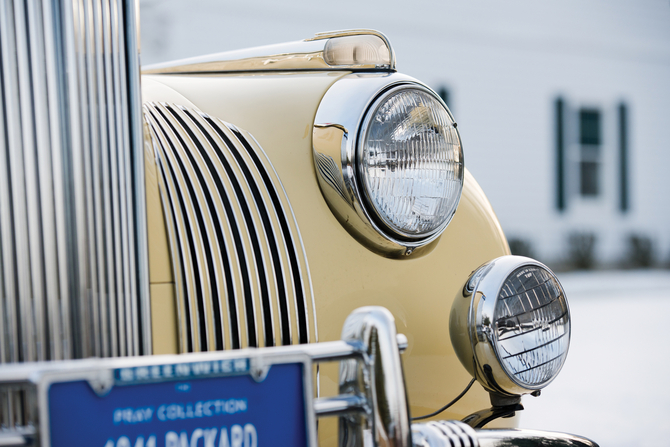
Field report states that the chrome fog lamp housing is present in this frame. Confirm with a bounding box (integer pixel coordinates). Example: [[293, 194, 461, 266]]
[[313, 73, 464, 258], [450, 256, 571, 396]]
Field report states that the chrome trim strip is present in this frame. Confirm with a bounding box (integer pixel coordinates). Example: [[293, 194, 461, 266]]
[[126, 0, 152, 357], [214, 124, 282, 348], [474, 429, 598, 447], [143, 118, 189, 352], [26, 0, 53, 364], [227, 127, 283, 347], [149, 103, 262, 350], [230, 127, 315, 345], [157, 104, 217, 352], [150, 106, 248, 351], [114, 0, 132, 358], [122, 0, 146, 358], [411, 422, 599, 447], [15, 0, 42, 364], [94, 0, 111, 360], [89, 0, 106, 359], [176, 109, 260, 350], [145, 102, 316, 352], [102, 0, 119, 359], [42, 0, 70, 363], [0, 0, 21, 364], [0, 427, 35, 447], [110, 0, 127, 358], [314, 394, 368, 417], [73, 0, 96, 359], [62, 0, 90, 360], [142, 29, 396, 75], [145, 107, 206, 352], [156, 105, 210, 351], [260, 136, 319, 345], [171, 112, 246, 351], [0, 7, 9, 362], [144, 113, 194, 353], [81, 0, 102, 359], [172, 106, 262, 351], [412, 420, 479, 447], [1, 0, 34, 363]]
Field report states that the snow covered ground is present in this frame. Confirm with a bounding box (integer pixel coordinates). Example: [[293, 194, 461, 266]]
[[520, 269, 670, 447]]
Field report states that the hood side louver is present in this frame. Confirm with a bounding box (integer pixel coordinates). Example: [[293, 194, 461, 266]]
[[144, 102, 317, 353]]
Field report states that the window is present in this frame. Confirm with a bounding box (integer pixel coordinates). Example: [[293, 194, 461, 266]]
[[437, 86, 449, 108], [579, 109, 601, 197], [554, 100, 630, 210]]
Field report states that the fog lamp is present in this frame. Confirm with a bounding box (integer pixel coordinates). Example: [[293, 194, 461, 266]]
[[450, 256, 570, 396]]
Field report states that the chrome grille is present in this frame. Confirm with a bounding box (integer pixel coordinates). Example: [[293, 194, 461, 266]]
[[0, 0, 148, 367], [144, 102, 317, 352]]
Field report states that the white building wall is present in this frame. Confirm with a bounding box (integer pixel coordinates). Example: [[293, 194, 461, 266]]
[[140, 0, 670, 267]]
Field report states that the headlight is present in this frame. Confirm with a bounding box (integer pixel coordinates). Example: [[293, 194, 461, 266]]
[[450, 256, 571, 396], [358, 85, 463, 239], [312, 74, 464, 258]]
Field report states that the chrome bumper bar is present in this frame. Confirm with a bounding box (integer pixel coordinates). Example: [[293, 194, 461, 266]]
[[325, 307, 599, 447], [412, 421, 598, 447], [0, 307, 598, 447]]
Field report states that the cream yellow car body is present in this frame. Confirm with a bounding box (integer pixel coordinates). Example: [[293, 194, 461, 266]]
[[141, 71, 512, 436]]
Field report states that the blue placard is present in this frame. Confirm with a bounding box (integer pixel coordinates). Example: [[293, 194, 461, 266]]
[[48, 361, 307, 447]]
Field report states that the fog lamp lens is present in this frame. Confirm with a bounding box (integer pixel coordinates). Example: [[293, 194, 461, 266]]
[[495, 265, 570, 388], [358, 86, 463, 239]]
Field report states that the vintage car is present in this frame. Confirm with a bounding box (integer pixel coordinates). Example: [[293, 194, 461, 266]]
[[0, 1, 597, 446]]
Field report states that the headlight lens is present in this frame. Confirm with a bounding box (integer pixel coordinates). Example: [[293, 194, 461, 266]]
[[450, 256, 571, 395], [358, 86, 463, 239]]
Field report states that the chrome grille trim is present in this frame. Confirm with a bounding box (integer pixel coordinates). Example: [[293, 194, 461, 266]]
[[226, 125, 312, 345], [243, 130, 318, 346], [145, 102, 316, 352], [0, 0, 148, 371]]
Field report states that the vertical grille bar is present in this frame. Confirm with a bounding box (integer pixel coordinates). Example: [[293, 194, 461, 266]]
[[93, 0, 111, 359], [0, 0, 33, 364], [25, 0, 57, 362], [110, 0, 126, 358], [41, 0, 71, 362], [103, 0, 120, 358], [125, 0, 149, 358], [0, 0, 21, 364], [115, 0, 132, 357], [29, 0, 61, 362], [68, 0, 94, 358], [0, 0, 149, 387], [16, 0, 44, 364]]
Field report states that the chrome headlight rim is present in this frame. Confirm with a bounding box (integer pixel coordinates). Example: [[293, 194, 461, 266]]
[[452, 256, 571, 396], [312, 73, 464, 258], [355, 83, 464, 242]]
